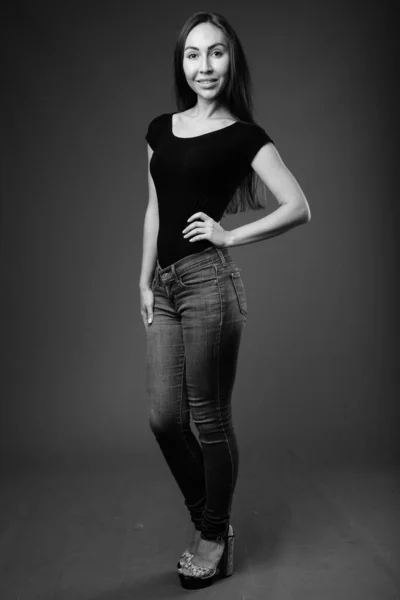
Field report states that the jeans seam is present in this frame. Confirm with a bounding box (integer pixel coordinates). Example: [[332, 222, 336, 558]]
[[174, 253, 230, 281], [179, 351, 201, 467], [215, 277, 234, 534], [179, 353, 205, 527], [231, 273, 247, 316], [179, 276, 218, 289], [178, 259, 215, 279], [217, 325, 235, 534]]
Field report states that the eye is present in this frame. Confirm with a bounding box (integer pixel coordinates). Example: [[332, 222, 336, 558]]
[[186, 50, 224, 60]]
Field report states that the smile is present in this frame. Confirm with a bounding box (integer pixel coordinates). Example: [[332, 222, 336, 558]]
[[197, 80, 218, 87]]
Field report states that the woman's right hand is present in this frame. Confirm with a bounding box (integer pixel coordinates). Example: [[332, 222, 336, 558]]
[[140, 285, 154, 328]]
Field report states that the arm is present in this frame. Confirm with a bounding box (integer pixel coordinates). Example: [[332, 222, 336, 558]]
[[139, 144, 159, 290], [226, 143, 311, 247]]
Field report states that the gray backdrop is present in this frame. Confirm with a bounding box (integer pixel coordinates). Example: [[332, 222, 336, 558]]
[[0, 0, 397, 469]]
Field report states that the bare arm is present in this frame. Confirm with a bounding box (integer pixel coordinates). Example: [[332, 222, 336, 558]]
[[227, 143, 311, 247], [139, 144, 159, 290]]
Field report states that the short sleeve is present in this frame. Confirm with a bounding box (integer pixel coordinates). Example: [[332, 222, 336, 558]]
[[244, 124, 274, 165], [145, 113, 166, 151]]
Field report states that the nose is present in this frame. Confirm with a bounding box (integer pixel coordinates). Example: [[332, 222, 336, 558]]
[[199, 54, 213, 73]]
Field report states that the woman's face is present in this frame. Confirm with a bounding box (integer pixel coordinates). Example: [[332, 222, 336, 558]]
[[183, 23, 230, 102]]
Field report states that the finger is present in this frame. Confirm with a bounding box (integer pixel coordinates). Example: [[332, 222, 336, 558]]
[[184, 222, 202, 234], [187, 220, 204, 229], [187, 212, 204, 223], [185, 227, 205, 238], [147, 308, 153, 324], [188, 234, 206, 242]]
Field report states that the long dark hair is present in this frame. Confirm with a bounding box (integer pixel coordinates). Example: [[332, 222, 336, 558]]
[[173, 11, 269, 215]]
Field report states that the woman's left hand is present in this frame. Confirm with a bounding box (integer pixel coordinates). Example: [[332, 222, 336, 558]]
[[182, 212, 231, 247]]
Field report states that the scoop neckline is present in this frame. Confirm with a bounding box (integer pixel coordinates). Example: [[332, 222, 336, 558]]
[[170, 112, 240, 139]]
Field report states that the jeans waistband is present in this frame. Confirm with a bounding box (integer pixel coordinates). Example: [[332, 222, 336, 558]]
[[156, 246, 233, 284]]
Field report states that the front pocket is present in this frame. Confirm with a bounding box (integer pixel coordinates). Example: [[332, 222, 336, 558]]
[[178, 264, 218, 288], [231, 272, 248, 316]]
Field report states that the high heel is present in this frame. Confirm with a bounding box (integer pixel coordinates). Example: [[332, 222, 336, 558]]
[[176, 549, 194, 569], [176, 528, 201, 568], [177, 525, 235, 589]]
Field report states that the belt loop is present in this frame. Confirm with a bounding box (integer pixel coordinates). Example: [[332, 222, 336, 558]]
[[215, 247, 226, 267]]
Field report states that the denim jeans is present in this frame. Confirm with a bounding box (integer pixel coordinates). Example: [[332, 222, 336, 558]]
[[145, 245, 247, 542]]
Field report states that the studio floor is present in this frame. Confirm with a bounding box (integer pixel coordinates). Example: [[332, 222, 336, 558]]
[[0, 447, 399, 600]]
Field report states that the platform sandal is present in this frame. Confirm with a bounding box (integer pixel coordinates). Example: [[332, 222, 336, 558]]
[[176, 548, 195, 569], [177, 525, 235, 590]]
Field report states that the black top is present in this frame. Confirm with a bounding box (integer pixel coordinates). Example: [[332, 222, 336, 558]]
[[145, 112, 274, 269]]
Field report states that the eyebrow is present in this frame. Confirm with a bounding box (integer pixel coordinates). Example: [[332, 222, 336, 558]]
[[184, 43, 226, 51]]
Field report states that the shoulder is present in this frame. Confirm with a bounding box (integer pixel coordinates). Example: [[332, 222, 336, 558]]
[[237, 120, 273, 140], [148, 112, 170, 125], [234, 120, 275, 164], [145, 113, 171, 150], [146, 113, 170, 133]]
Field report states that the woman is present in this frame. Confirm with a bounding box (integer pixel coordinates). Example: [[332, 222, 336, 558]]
[[139, 11, 310, 590]]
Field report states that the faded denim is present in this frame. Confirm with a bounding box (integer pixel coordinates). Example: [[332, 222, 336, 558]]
[[145, 245, 247, 542]]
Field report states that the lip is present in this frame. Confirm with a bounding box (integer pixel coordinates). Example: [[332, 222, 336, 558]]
[[197, 80, 218, 87]]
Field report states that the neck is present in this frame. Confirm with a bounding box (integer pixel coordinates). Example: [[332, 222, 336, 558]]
[[190, 98, 226, 120]]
